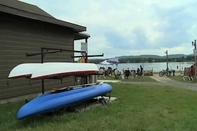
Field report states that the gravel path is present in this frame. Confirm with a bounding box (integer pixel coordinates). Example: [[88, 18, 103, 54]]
[[121, 74, 197, 91], [98, 75, 197, 91]]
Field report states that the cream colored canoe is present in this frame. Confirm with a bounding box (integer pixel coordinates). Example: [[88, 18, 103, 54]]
[[8, 62, 99, 79], [8, 63, 41, 79], [31, 62, 99, 79]]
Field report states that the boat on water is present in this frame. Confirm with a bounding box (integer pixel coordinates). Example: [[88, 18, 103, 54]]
[[8, 62, 112, 119], [17, 83, 112, 119]]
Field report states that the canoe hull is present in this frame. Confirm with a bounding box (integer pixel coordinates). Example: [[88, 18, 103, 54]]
[[31, 62, 99, 79], [8, 62, 99, 79], [8, 63, 40, 79], [17, 83, 112, 119]]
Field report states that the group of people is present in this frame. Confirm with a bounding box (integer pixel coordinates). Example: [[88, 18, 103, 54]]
[[123, 65, 143, 79], [98, 65, 144, 79], [98, 67, 120, 79]]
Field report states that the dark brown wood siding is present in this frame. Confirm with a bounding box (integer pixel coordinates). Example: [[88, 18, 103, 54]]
[[0, 12, 75, 100]]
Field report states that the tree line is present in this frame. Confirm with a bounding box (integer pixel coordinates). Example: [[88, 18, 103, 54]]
[[89, 55, 195, 64]]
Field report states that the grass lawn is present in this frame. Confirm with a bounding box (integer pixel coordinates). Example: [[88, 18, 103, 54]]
[[121, 76, 157, 82], [98, 76, 157, 82], [1, 83, 197, 131]]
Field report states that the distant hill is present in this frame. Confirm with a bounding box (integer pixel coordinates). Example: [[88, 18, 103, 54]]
[[163, 54, 186, 58], [119, 55, 161, 59], [88, 53, 194, 63], [89, 54, 192, 60], [117, 54, 187, 59]]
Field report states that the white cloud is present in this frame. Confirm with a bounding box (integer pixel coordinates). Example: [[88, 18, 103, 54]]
[[20, 0, 197, 58]]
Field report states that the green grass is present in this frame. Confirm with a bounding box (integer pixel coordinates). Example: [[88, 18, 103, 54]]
[[97, 76, 116, 80], [122, 76, 157, 82], [1, 83, 197, 131], [98, 76, 157, 82]]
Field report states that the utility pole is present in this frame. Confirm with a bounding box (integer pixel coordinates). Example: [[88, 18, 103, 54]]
[[192, 39, 197, 81], [165, 50, 169, 76]]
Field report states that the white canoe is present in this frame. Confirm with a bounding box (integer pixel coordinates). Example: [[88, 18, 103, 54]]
[[31, 62, 99, 79], [8, 62, 99, 79], [8, 63, 41, 79]]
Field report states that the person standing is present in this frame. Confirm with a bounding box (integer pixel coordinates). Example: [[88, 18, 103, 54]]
[[140, 65, 143, 76], [137, 68, 140, 76], [189, 65, 195, 80]]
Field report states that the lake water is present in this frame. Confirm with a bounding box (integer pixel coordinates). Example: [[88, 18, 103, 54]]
[[97, 62, 195, 72]]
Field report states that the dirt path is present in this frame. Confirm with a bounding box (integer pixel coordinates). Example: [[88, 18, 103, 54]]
[[98, 74, 197, 91], [133, 74, 197, 91]]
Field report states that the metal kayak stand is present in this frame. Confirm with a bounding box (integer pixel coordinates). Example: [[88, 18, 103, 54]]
[[55, 93, 112, 114], [25, 47, 104, 94], [23, 47, 107, 108]]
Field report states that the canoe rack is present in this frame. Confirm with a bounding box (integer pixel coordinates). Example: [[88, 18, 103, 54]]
[[70, 95, 111, 113], [51, 82, 100, 93], [24, 82, 112, 115], [43, 93, 111, 114], [25, 47, 104, 94]]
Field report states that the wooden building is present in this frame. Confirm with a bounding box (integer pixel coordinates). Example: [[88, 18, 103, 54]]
[[0, 0, 90, 100]]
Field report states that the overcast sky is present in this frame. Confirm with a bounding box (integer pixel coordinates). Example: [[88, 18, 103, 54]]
[[20, 0, 197, 58]]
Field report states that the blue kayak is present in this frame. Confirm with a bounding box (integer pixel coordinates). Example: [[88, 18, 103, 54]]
[[17, 83, 112, 119]]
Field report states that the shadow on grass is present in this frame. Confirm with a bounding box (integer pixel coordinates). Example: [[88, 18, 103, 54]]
[[17, 111, 67, 127], [15, 107, 84, 130], [0, 99, 83, 131]]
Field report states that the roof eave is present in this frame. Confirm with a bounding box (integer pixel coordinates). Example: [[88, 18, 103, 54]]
[[0, 4, 86, 32], [74, 33, 90, 40]]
